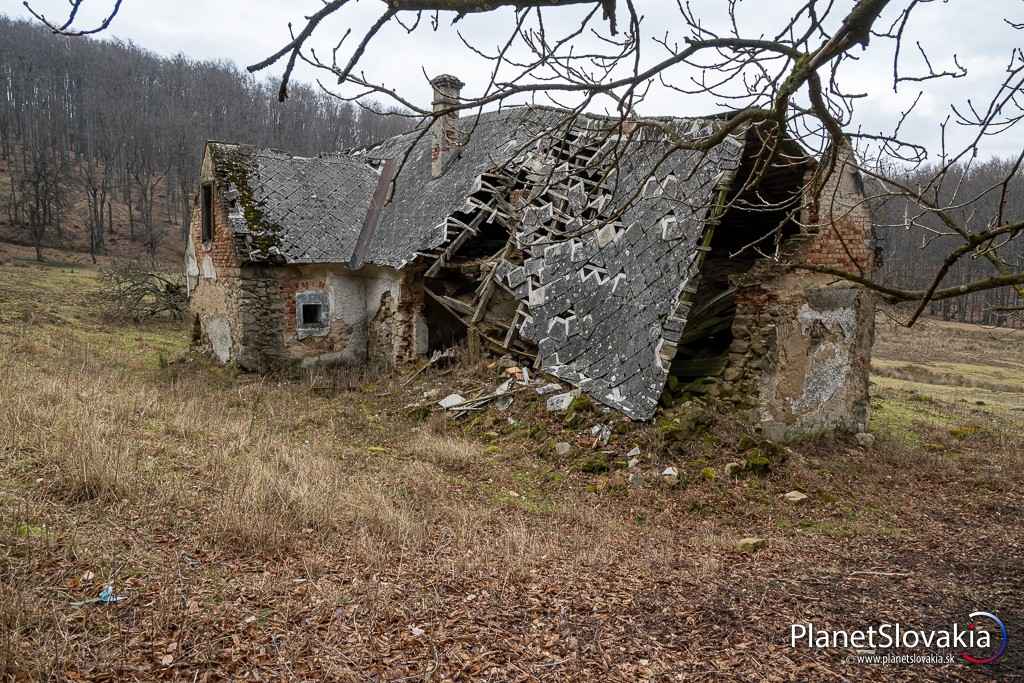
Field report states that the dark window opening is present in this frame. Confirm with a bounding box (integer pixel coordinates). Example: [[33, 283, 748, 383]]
[[201, 183, 214, 243], [301, 303, 324, 327]]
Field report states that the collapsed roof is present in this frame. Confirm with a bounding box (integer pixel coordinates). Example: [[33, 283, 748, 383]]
[[207, 106, 809, 420]]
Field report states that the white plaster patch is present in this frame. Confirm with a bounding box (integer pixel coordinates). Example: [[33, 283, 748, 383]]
[[325, 272, 368, 363], [788, 303, 858, 414], [184, 237, 199, 296], [206, 317, 232, 364], [200, 254, 217, 280], [798, 302, 857, 338], [322, 267, 405, 364]]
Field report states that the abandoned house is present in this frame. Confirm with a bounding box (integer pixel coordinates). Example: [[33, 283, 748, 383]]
[[185, 74, 876, 439]]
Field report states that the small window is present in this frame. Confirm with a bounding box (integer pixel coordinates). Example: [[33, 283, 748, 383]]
[[301, 303, 324, 327], [201, 183, 214, 243], [295, 291, 330, 339]]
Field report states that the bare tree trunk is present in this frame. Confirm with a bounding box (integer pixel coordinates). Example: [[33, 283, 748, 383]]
[[127, 184, 134, 240]]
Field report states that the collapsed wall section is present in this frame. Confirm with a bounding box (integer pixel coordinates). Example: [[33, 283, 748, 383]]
[[271, 264, 423, 368], [713, 143, 876, 437]]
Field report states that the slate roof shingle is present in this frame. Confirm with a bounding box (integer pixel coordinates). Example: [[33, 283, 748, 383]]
[[210, 144, 379, 264]]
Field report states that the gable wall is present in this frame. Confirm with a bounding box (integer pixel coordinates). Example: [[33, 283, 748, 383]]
[[187, 148, 247, 365]]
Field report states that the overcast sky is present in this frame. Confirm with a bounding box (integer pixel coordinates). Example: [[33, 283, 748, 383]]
[[9, 0, 1024, 159]]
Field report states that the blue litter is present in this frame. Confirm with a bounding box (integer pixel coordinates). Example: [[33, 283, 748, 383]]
[[71, 584, 125, 607]]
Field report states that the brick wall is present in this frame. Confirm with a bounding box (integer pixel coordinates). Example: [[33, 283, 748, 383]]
[[187, 149, 247, 364], [273, 264, 424, 368], [798, 144, 874, 274], [276, 267, 352, 366]]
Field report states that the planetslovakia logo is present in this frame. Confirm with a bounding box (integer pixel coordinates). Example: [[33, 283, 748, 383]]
[[789, 612, 1009, 666], [961, 612, 1008, 665]]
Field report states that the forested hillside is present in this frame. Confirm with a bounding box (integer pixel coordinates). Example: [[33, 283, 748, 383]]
[[871, 160, 1024, 326], [0, 17, 411, 265]]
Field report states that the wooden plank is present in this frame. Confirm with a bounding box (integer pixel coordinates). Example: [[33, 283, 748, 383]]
[[424, 211, 488, 278]]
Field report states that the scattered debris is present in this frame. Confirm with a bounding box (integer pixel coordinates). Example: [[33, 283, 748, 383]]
[[71, 584, 125, 607], [855, 432, 876, 448], [402, 347, 458, 387], [736, 537, 768, 553], [661, 466, 679, 486], [590, 423, 611, 447], [782, 490, 809, 504], [494, 379, 514, 410], [626, 446, 641, 469], [555, 442, 573, 457], [536, 383, 563, 395], [438, 393, 466, 409], [546, 391, 578, 412], [439, 383, 531, 418]]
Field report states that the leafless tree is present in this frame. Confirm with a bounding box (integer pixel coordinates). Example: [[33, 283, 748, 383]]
[[22, 0, 123, 36], [22, 0, 1024, 325], [0, 16, 411, 263]]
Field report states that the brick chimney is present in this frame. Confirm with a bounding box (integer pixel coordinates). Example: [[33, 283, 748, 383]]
[[430, 74, 464, 178]]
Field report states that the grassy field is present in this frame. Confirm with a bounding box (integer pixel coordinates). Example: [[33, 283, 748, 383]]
[[1, 255, 1022, 681]]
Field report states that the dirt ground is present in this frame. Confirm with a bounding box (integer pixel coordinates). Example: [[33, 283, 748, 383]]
[[1, 254, 1022, 681]]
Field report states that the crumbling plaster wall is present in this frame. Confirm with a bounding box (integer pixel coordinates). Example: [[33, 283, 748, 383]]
[[187, 145, 428, 370], [275, 264, 425, 368], [716, 145, 876, 439], [720, 273, 874, 440], [187, 150, 248, 366]]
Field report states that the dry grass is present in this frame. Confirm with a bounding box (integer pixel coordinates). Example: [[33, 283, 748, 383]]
[[1, 258, 1023, 680]]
